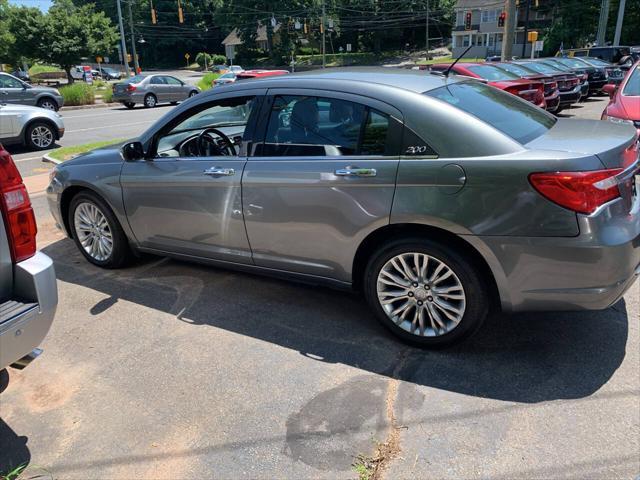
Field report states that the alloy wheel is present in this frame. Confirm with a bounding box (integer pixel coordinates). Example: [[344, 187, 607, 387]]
[[376, 253, 466, 337], [73, 202, 113, 261], [30, 126, 53, 148], [39, 100, 56, 110], [145, 95, 156, 107]]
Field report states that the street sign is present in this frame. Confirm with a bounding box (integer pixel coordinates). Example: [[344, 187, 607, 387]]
[[534, 40, 544, 51], [96, 56, 103, 63], [184, 53, 190, 60], [104, 56, 110, 63], [528, 31, 539, 43], [346, 43, 352, 52]]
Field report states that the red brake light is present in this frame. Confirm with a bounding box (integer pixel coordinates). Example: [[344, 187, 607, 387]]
[[127, 84, 136, 92], [0, 147, 37, 262], [529, 169, 624, 215]]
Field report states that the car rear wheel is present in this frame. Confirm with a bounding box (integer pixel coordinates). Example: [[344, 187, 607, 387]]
[[124, 102, 135, 109], [364, 239, 488, 347], [37, 97, 58, 111], [69, 192, 132, 268], [143, 94, 157, 108], [25, 122, 55, 150], [188, 90, 198, 98]]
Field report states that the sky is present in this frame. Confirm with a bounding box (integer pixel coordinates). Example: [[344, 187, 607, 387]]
[[8, 0, 52, 11]]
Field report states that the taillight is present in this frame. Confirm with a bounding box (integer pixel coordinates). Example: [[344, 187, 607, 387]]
[[0, 148, 37, 262], [580, 73, 588, 82], [127, 84, 136, 92], [529, 169, 624, 215]]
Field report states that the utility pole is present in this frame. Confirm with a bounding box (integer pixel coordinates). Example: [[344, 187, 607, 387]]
[[127, 0, 140, 74], [116, 0, 131, 77], [321, 0, 326, 68], [425, 0, 430, 58], [521, 0, 530, 58], [596, 0, 610, 46], [613, 0, 626, 45], [501, 0, 516, 61]]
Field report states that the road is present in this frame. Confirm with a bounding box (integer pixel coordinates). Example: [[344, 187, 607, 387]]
[[2, 95, 638, 479]]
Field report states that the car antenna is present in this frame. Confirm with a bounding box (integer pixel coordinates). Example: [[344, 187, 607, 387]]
[[444, 45, 473, 78]]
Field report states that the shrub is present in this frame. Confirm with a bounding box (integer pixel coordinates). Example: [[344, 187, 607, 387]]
[[195, 52, 212, 69], [211, 54, 227, 65], [197, 72, 220, 91], [101, 87, 113, 103], [59, 82, 95, 106]]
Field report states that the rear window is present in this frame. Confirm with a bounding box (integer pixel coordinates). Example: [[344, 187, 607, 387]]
[[495, 63, 535, 77], [623, 66, 640, 96], [555, 58, 589, 69], [467, 65, 520, 81], [519, 62, 562, 75], [425, 82, 556, 144], [124, 75, 146, 84]]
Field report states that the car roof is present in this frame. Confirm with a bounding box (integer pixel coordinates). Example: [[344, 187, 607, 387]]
[[246, 67, 464, 93]]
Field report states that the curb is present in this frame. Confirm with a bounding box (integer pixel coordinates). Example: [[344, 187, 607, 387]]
[[42, 153, 62, 165], [60, 102, 121, 111]]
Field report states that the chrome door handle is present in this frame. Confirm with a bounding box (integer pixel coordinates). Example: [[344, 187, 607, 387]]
[[335, 167, 377, 177], [203, 167, 235, 176]]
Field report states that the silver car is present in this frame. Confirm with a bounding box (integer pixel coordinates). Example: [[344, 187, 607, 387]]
[[1, 145, 57, 370], [47, 68, 640, 347], [213, 72, 237, 87], [112, 74, 200, 109], [0, 72, 64, 111], [0, 103, 65, 150]]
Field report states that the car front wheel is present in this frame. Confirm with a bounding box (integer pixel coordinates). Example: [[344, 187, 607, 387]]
[[37, 97, 58, 111], [25, 122, 55, 150], [69, 192, 132, 268], [364, 239, 489, 347]]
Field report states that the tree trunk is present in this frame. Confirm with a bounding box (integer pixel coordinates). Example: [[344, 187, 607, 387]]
[[65, 66, 74, 84]]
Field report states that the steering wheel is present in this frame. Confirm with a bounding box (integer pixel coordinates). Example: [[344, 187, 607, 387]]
[[196, 127, 237, 157]]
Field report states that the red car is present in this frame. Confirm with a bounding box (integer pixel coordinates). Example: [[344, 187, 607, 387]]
[[236, 69, 289, 81], [430, 62, 546, 109], [602, 60, 640, 136]]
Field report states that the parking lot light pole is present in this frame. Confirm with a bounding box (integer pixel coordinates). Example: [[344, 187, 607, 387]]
[[127, 0, 141, 73], [116, 0, 131, 77], [613, 0, 626, 46]]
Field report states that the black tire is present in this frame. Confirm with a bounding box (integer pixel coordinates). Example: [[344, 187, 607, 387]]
[[188, 90, 198, 98], [170, 101, 179, 105], [363, 238, 489, 348], [124, 102, 135, 109], [25, 121, 56, 150], [554, 105, 563, 115], [143, 94, 157, 108], [37, 97, 59, 111], [68, 191, 132, 268]]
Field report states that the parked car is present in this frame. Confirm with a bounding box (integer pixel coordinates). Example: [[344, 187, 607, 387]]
[[529, 59, 590, 99], [235, 69, 290, 81], [211, 65, 229, 74], [0, 103, 65, 150], [490, 62, 561, 113], [566, 46, 633, 65], [11, 70, 31, 83], [0, 72, 64, 111], [0, 144, 57, 371], [47, 68, 640, 347], [541, 57, 608, 94], [511, 60, 582, 107], [578, 57, 625, 84], [213, 72, 237, 87], [112, 74, 200, 109], [70, 65, 92, 81], [601, 61, 640, 135], [228, 65, 244, 74], [99, 67, 122, 81], [429, 63, 546, 108]]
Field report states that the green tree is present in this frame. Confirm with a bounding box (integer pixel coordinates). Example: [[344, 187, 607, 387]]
[[38, 0, 119, 82], [0, 0, 15, 62]]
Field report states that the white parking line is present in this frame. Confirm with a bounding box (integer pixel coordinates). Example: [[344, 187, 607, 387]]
[[66, 121, 154, 133]]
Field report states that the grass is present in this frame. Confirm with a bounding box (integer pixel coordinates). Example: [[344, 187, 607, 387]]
[[197, 72, 220, 91], [0, 463, 27, 480], [101, 87, 113, 103], [352, 454, 378, 480], [28, 64, 60, 75], [49, 139, 125, 162], [59, 82, 95, 106]]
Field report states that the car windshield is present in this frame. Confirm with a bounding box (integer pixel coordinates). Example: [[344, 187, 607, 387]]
[[556, 58, 590, 68], [425, 81, 556, 144], [123, 75, 146, 84], [219, 73, 235, 79], [495, 63, 535, 76], [519, 62, 563, 75], [623, 66, 640, 96], [467, 65, 520, 81]]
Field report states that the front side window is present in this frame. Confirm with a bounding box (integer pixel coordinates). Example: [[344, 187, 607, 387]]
[[155, 96, 258, 158], [425, 82, 556, 144], [260, 95, 391, 157], [0, 75, 23, 88]]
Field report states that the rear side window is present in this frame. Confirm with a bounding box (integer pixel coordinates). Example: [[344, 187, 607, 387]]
[[260, 95, 392, 157], [425, 82, 556, 144]]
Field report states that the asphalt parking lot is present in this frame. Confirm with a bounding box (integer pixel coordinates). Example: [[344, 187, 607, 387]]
[[1, 95, 638, 479]]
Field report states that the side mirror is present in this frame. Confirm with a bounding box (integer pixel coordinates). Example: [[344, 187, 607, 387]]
[[602, 84, 617, 98], [121, 141, 145, 161]]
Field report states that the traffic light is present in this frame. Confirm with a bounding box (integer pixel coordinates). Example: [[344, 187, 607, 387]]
[[465, 12, 472, 30], [498, 12, 506, 27]]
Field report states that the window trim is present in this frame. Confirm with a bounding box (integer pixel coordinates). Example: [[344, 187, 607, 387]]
[[249, 88, 404, 160]]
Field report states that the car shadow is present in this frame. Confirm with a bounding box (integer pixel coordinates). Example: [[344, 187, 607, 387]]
[[4, 144, 61, 156], [112, 104, 176, 111], [0, 375, 31, 475], [42, 239, 630, 404]]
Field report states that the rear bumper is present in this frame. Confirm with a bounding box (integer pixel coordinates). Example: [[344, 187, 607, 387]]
[[481, 198, 640, 312], [589, 78, 608, 90], [545, 94, 561, 112], [0, 252, 57, 370], [559, 85, 582, 105]]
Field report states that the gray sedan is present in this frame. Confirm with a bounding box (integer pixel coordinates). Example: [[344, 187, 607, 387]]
[[47, 69, 640, 347], [112, 74, 200, 109], [0, 72, 64, 111]]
